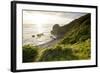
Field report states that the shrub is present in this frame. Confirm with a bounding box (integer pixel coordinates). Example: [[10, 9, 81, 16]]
[[39, 45, 78, 61], [72, 39, 91, 59], [22, 45, 38, 63]]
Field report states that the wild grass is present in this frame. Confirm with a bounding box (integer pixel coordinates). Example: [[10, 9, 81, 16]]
[[22, 38, 90, 62]]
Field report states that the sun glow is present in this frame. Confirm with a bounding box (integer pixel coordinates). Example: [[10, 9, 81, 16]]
[[23, 12, 65, 34], [23, 11, 86, 34], [32, 14, 49, 33]]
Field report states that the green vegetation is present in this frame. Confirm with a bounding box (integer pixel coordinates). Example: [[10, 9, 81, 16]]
[[22, 13, 91, 62], [23, 45, 38, 62], [38, 45, 78, 61]]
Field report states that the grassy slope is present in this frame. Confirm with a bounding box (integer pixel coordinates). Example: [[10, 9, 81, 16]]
[[60, 13, 91, 44], [23, 13, 91, 62]]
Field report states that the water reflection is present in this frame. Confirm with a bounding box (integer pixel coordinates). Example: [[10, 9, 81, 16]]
[[23, 24, 53, 46]]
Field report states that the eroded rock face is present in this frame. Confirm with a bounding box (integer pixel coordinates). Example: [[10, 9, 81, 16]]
[[37, 33, 44, 38], [52, 24, 60, 31], [51, 24, 67, 38], [51, 24, 61, 38], [51, 14, 91, 40], [32, 35, 35, 37]]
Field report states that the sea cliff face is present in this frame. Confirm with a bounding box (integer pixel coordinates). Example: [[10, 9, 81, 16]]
[[51, 13, 91, 43]]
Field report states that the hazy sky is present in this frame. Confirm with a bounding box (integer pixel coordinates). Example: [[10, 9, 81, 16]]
[[23, 10, 87, 25]]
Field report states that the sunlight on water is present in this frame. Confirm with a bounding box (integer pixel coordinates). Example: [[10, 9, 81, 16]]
[[36, 24, 44, 34], [23, 24, 53, 46]]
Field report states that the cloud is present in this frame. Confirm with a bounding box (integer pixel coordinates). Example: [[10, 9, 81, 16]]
[[23, 10, 87, 25]]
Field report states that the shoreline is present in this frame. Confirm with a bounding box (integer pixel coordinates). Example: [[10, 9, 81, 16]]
[[37, 37, 61, 48]]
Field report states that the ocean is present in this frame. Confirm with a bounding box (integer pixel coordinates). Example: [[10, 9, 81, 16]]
[[23, 23, 56, 46]]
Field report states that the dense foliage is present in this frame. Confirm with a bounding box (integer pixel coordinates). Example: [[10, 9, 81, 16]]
[[23, 45, 38, 62]]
